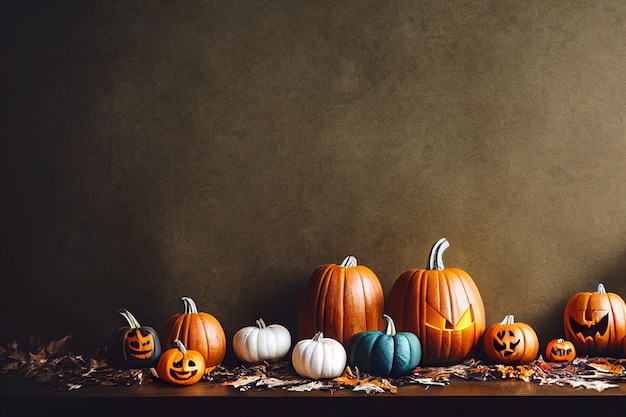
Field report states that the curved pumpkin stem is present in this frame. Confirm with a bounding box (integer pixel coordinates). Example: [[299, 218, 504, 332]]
[[597, 283, 606, 294], [256, 318, 267, 329], [382, 314, 396, 336], [118, 308, 141, 330], [340, 256, 357, 268], [173, 339, 186, 353], [181, 297, 199, 314], [501, 314, 515, 325], [312, 331, 324, 341], [428, 238, 450, 270]]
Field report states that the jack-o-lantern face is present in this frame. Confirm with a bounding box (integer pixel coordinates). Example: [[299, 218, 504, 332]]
[[157, 340, 206, 386], [545, 338, 576, 362], [125, 329, 156, 360], [387, 238, 486, 366], [107, 309, 161, 369], [563, 283, 626, 357], [492, 328, 522, 359], [483, 315, 539, 365]]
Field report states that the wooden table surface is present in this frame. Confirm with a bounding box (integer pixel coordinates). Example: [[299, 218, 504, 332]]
[[1, 373, 625, 417]]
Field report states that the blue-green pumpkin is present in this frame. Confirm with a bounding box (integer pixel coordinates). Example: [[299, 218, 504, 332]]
[[346, 314, 421, 377]]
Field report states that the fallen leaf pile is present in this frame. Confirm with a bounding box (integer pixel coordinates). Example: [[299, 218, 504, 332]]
[[1, 334, 624, 393]]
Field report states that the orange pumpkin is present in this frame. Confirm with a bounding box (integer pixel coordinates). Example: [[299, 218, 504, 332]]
[[298, 255, 384, 344], [160, 297, 226, 373], [483, 315, 539, 365], [386, 238, 486, 365], [563, 283, 626, 358], [157, 339, 206, 385], [545, 338, 576, 362]]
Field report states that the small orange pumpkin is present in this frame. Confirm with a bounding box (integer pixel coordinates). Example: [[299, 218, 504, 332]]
[[157, 339, 206, 386], [298, 256, 384, 344], [483, 315, 539, 365], [563, 283, 626, 357], [545, 338, 576, 362], [160, 297, 226, 373]]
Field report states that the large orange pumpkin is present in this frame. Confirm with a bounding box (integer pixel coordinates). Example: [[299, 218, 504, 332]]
[[298, 255, 384, 345], [563, 283, 626, 357], [386, 238, 486, 365], [160, 297, 226, 373]]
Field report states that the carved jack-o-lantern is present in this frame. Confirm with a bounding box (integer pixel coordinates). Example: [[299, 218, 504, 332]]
[[545, 338, 576, 362], [387, 238, 486, 365], [157, 339, 206, 386], [483, 315, 539, 365], [563, 283, 626, 357], [107, 309, 161, 369]]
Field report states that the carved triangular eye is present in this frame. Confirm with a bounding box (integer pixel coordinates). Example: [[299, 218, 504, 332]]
[[455, 306, 474, 330], [425, 304, 474, 331]]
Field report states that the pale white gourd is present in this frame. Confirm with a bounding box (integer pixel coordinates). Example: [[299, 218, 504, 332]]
[[291, 331, 347, 379], [232, 318, 292, 363]]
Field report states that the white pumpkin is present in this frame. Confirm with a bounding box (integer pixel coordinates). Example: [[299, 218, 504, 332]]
[[291, 331, 347, 379], [232, 318, 292, 363]]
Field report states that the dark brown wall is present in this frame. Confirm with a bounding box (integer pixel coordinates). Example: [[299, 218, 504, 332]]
[[2, 0, 625, 365]]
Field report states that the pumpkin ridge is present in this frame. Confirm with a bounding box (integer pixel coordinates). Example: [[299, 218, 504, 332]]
[[607, 295, 626, 350], [406, 271, 422, 338], [357, 269, 369, 334], [317, 266, 334, 337], [372, 334, 393, 376]]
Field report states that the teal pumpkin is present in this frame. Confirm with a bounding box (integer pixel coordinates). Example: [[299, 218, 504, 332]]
[[346, 314, 422, 377]]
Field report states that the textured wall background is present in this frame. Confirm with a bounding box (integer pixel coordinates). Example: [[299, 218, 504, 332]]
[[2, 0, 625, 365]]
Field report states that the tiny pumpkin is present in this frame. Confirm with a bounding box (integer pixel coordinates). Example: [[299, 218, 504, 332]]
[[107, 308, 161, 369], [545, 338, 576, 362], [346, 314, 422, 377], [298, 256, 384, 344], [387, 238, 486, 366], [157, 339, 206, 386], [291, 331, 347, 379], [563, 283, 626, 358], [232, 318, 292, 364], [483, 315, 539, 365], [160, 296, 227, 373]]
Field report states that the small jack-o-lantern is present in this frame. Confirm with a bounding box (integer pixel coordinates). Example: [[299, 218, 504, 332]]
[[563, 283, 626, 357], [545, 338, 576, 362], [483, 315, 539, 365], [157, 339, 206, 386], [387, 238, 486, 365], [107, 309, 161, 369]]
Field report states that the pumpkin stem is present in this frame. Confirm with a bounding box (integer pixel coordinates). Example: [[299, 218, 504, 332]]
[[383, 314, 396, 336], [312, 331, 323, 341], [173, 339, 186, 353], [597, 283, 606, 294], [428, 238, 450, 270], [181, 297, 199, 314], [340, 256, 357, 268], [256, 318, 266, 329], [118, 308, 140, 330], [501, 314, 514, 325]]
